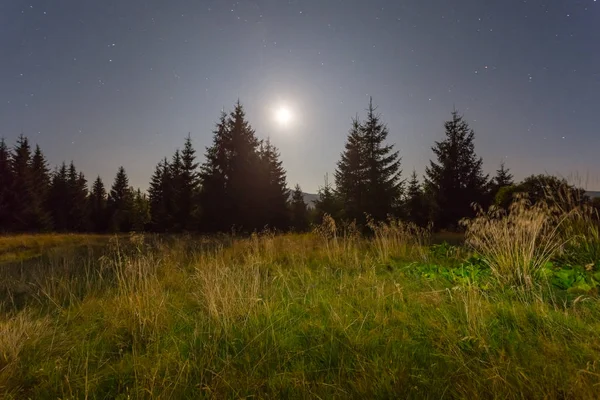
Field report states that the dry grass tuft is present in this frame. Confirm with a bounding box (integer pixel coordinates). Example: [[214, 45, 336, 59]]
[[463, 196, 567, 287]]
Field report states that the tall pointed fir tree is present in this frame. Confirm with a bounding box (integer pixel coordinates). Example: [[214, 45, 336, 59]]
[[66, 162, 90, 231], [89, 176, 108, 232], [290, 184, 309, 231], [177, 134, 201, 230], [405, 170, 429, 227], [490, 161, 515, 206], [200, 102, 264, 233], [49, 163, 70, 231], [168, 149, 184, 230], [148, 158, 174, 232], [335, 117, 366, 224], [361, 98, 403, 222], [425, 110, 489, 229], [259, 138, 290, 230], [227, 101, 263, 231], [314, 174, 340, 223], [10, 134, 36, 231], [30, 144, 52, 230], [0, 138, 14, 231], [108, 166, 134, 232], [494, 161, 514, 189], [199, 111, 231, 232], [131, 188, 151, 232]]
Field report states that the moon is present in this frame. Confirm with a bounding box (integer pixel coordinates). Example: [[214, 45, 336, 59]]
[[274, 106, 293, 126]]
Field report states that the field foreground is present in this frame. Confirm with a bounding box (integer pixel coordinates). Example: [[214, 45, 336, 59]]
[[1, 228, 600, 399]]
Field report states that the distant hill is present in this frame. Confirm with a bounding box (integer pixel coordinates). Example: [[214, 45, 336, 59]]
[[288, 191, 319, 208], [586, 191, 600, 199]]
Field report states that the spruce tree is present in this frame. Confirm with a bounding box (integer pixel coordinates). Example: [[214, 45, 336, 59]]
[[200, 111, 231, 232], [227, 101, 263, 231], [361, 98, 403, 221], [200, 102, 264, 233], [0, 138, 14, 231], [131, 189, 151, 232], [108, 166, 134, 232], [335, 117, 366, 224], [290, 184, 309, 231], [49, 163, 70, 231], [425, 110, 489, 229], [494, 162, 514, 188], [89, 176, 108, 232], [67, 162, 90, 231], [169, 149, 184, 231], [30, 145, 52, 230], [259, 138, 290, 230], [10, 135, 35, 231], [178, 134, 200, 230], [148, 158, 173, 232], [405, 170, 429, 227], [314, 174, 340, 224]]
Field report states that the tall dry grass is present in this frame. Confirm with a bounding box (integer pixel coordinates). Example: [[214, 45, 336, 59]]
[[463, 196, 568, 287]]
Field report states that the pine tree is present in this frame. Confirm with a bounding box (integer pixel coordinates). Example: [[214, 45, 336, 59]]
[[425, 110, 490, 229], [314, 174, 340, 224], [10, 135, 35, 231], [0, 138, 14, 231], [405, 170, 429, 227], [131, 189, 151, 232], [30, 145, 52, 230], [49, 163, 70, 231], [290, 184, 309, 231], [108, 166, 134, 232], [200, 102, 264, 233], [361, 98, 403, 221], [259, 138, 290, 230], [169, 149, 184, 231], [335, 117, 366, 224], [178, 134, 200, 230], [66, 162, 90, 231], [148, 158, 173, 232], [200, 111, 231, 232], [494, 162, 514, 188], [227, 101, 263, 231], [89, 176, 108, 232]]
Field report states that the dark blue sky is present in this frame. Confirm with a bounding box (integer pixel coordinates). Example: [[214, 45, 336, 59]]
[[1, 0, 599, 191]]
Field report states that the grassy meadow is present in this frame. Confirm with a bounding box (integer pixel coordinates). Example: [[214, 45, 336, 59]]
[[2, 201, 600, 398]]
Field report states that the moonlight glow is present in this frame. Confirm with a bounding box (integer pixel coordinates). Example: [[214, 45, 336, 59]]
[[275, 106, 293, 126]]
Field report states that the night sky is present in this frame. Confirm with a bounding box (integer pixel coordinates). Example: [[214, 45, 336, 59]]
[[1, 0, 599, 191]]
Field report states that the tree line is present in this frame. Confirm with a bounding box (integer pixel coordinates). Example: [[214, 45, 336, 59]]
[[0, 99, 593, 234]]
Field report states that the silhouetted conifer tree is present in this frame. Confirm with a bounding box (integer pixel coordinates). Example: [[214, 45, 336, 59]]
[[30, 145, 53, 230], [259, 138, 290, 230], [10, 135, 37, 231], [361, 98, 403, 221], [169, 149, 184, 230], [108, 166, 134, 232], [177, 134, 201, 230], [67, 162, 90, 231], [148, 158, 174, 232], [131, 188, 151, 232], [425, 111, 489, 229], [494, 161, 514, 188], [290, 184, 309, 231], [314, 174, 340, 224], [49, 163, 70, 231], [335, 117, 366, 223], [335, 99, 402, 225], [0, 139, 14, 231], [89, 176, 108, 232], [200, 102, 265, 233], [405, 170, 429, 227], [200, 111, 231, 232]]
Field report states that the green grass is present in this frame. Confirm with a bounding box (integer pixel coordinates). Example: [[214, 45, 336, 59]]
[[0, 232, 599, 399]]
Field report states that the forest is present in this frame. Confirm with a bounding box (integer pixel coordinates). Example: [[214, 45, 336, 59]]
[[1, 99, 595, 235]]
